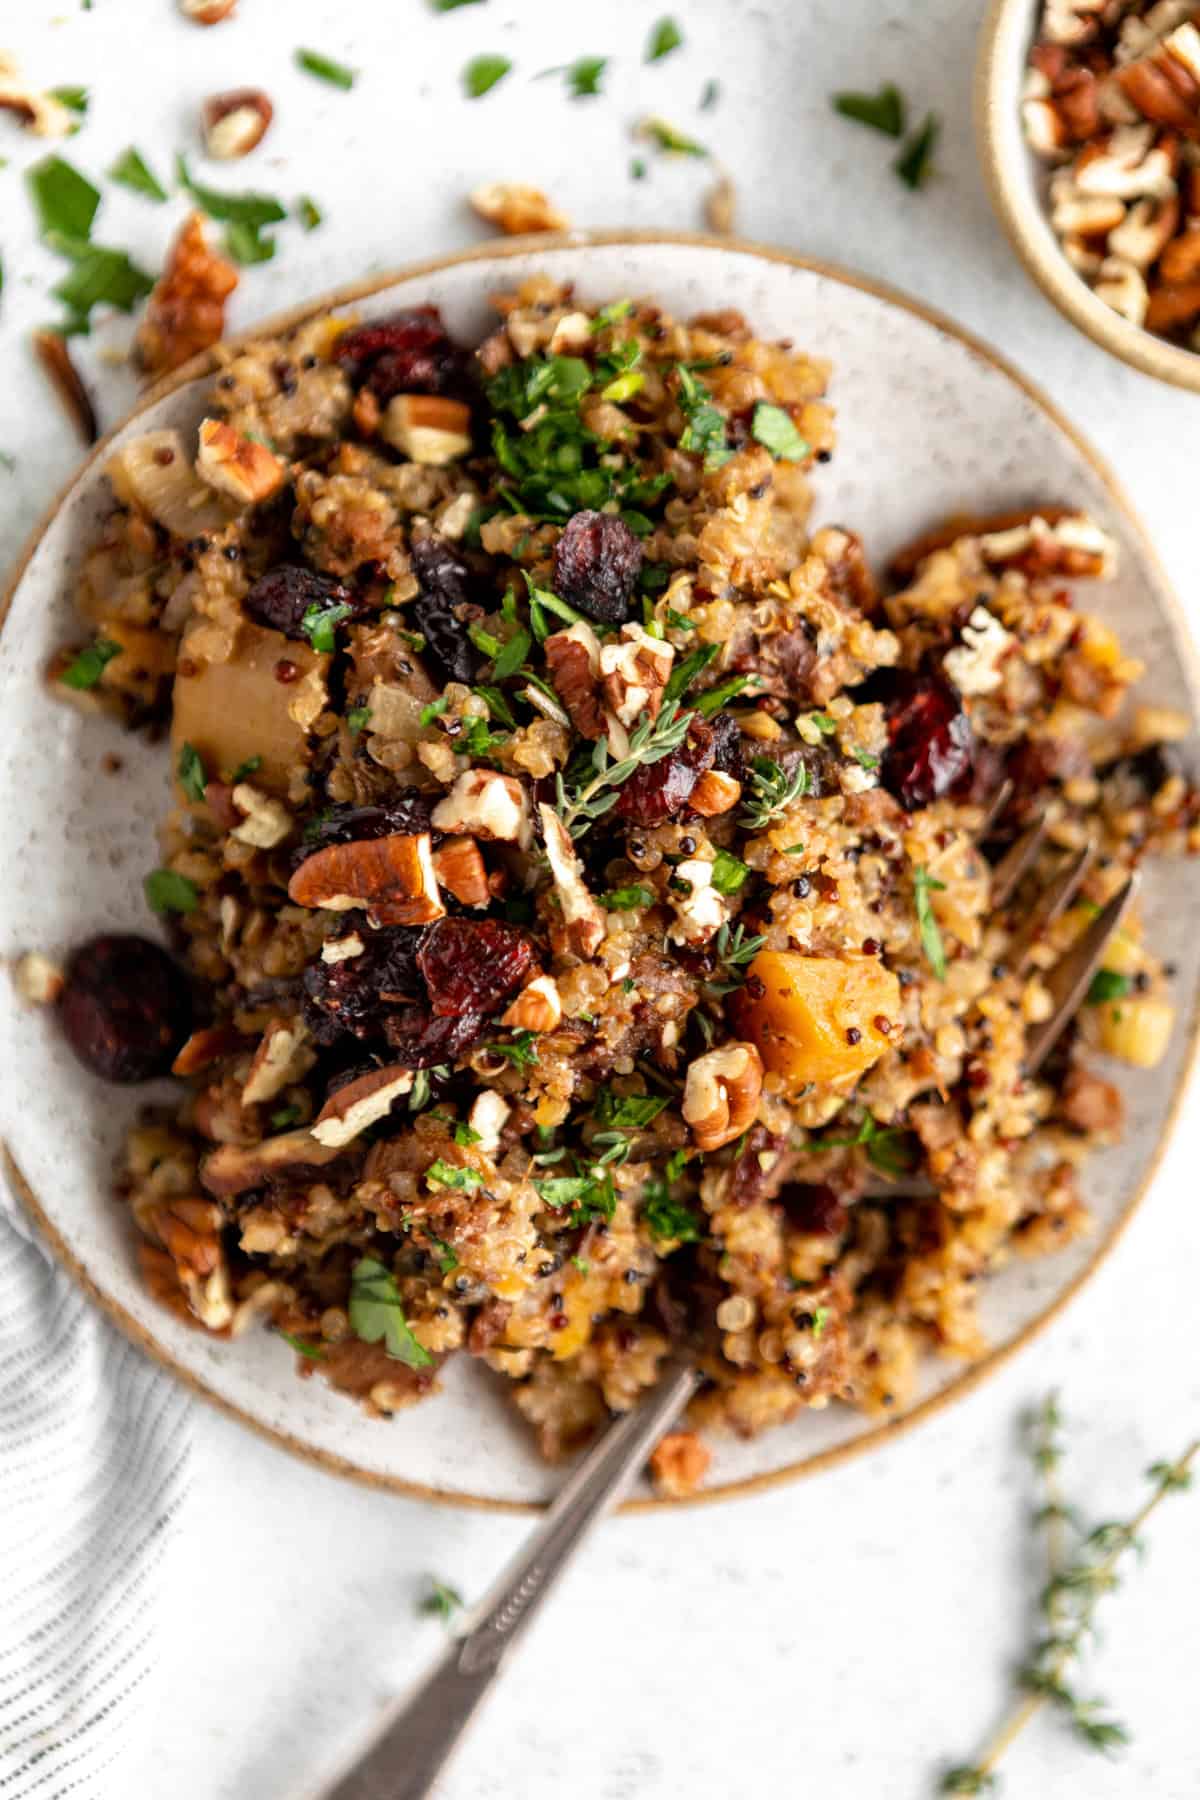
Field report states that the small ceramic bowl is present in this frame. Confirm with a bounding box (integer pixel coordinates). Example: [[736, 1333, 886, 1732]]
[[976, 0, 1200, 393]]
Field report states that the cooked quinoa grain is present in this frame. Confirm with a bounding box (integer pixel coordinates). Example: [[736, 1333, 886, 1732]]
[[52, 278, 1200, 1476]]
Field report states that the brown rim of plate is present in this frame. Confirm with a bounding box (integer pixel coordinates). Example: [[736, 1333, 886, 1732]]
[[975, 0, 1200, 395], [4, 229, 1199, 1515]]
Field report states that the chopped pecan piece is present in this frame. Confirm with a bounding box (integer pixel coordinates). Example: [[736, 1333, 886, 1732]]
[[196, 419, 287, 506], [289, 833, 446, 927], [544, 625, 606, 740], [137, 212, 239, 378]]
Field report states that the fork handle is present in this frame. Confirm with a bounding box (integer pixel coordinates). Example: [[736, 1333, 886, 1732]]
[[318, 1362, 699, 1800]]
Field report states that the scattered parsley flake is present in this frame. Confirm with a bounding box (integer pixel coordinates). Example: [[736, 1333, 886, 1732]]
[[348, 1256, 433, 1368], [751, 401, 810, 462], [431, 0, 484, 8], [50, 86, 89, 115], [591, 298, 633, 331], [295, 48, 357, 89], [1087, 970, 1133, 1005], [483, 1029, 539, 1069], [229, 754, 262, 783], [453, 1121, 482, 1147], [50, 240, 154, 319], [464, 53, 511, 98], [296, 194, 323, 232], [60, 636, 119, 690], [270, 1103, 301, 1130], [674, 362, 729, 466], [895, 113, 941, 190], [278, 1329, 325, 1360], [420, 1579, 464, 1622], [699, 78, 720, 110], [640, 116, 707, 157], [177, 742, 207, 803], [346, 704, 371, 735], [175, 153, 286, 228], [144, 869, 199, 915], [224, 219, 276, 265], [808, 713, 836, 735], [594, 1089, 669, 1130], [602, 884, 655, 912], [646, 17, 683, 61], [851, 746, 880, 770], [665, 608, 696, 631], [832, 83, 906, 138], [108, 147, 167, 203], [913, 866, 947, 979], [301, 598, 353, 652], [27, 155, 100, 241], [710, 849, 749, 895], [694, 674, 752, 717], [491, 625, 531, 681], [425, 1159, 482, 1192], [630, 156, 648, 180], [566, 56, 607, 98]]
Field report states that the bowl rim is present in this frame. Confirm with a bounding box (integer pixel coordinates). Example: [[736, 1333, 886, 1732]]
[[4, 226, 1199, 1513], [975, 0, 1200, 395]]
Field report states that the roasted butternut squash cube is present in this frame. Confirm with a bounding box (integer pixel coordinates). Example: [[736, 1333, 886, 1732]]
[[731, 950, 901, 1090]]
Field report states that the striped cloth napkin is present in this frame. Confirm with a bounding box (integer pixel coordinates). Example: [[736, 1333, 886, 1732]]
[[0, 1194, 192, 1798]]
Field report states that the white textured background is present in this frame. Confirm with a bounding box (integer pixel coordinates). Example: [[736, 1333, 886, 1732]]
[[3, 2, 1200, 1796]]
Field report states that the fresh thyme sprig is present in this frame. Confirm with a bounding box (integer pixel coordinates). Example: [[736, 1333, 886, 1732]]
[[704, 921, 767, 995], [555, 701, 692, 838], [739, 756, 811, 832], [940, 1397, 1199, 1795]]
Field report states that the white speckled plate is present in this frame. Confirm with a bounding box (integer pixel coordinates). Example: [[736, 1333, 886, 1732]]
[[2, 233, 1198, 1511]]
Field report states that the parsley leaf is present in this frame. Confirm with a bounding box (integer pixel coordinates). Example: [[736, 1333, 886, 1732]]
[[301, 599, 354, 652], [647, 17, 683, 60], [913, 866, 947, 978], [60, 636, 120, 689], [662, 642, 719, 706], [270, 1104, 301, 1130], [425, 1159, 482, 1192], [1087, 970, 1133, 1005], [50, 241, 154, 318], [601, 884, 655, 911], [851, 747, 880, 770], [230, 755, 262, 783], [454, 1121, 482, 1147], [751, 401, 810, 462], [694, 674, 752, 716], [278, 1329, 326, 1360], [464, 53, 511, 97], [594, 1089, 669, 1130], [295, 48, 357, 89], [567, 56, 607, 98], [640, 117, 708, 157], [482, 1030, 539, 1069], [346, 704, 371, 735], [225, 220, 276, 265], [348, 1255, 433, 1368], [420, 1579, 463, 1622], [895, 113, 941, 190], [27, 155, 100, 241], [144, 869, 199, 915], [420, 696, 450, 727], [644, 1191, 702, 1243], [175, 153, 286, 228], [674, 363, 730, 467], [296, 194, 323, 232], [491, 624, 531, 681], [108, 147, 168, 202], [710, 849, 749, 895], [50, 85, 89, 115], [700, 78, 720, 110], [832, 84, 906, 138], [177, 742, 207, 802]]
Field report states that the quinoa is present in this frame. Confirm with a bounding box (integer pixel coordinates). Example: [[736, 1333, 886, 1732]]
[[52, 277, 1200, 1469]]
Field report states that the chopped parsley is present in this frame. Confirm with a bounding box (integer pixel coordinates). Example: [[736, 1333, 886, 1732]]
[[566, 56, 607, 98], [491, 625, 532, 681], [464, 53, 512, 97], [229, 754, 262, 783], [895, 113, 941, 190], [301, 599, 354, 652], [710, 849, 749, 895], [270, 1104, 301, 1130], [60, 636, 120, 689], [751, 402, 810, 463], [601, 884, 655, 911], [808, 712, 836, 735], [643, 1151, 700, 1244], [665, 608, 697, 631], [812, 1113, 917, 1179], [913, 866, 947, 979], [631, 156, 648, 181], [454, 1120, 482, 1147], [594, 1089, 669, 1130], [420, 1579, 464, 1622], [27, 155, 100, 241], [674, 363, 730, 468], [810, 1306, 830, 1337], [699, 79, 720, 110], [346, 704, 371, 734], [591, 298, 633, 331], [296, 194, 323, 232], [50, 86, 89, 115], [426, 1232, 459, 1275], [108, 147, 167, 203], [278, 1330, 326, 1360], [1087, 970, 1133, 1005], [646, 17, 683, 60], [851, 747, 881, 770], [832, 84, 906, 138], [694, 674, 752, 717], [640, 117, 707, 157], [662, 642, 719, 706], [177, 742, 207, 803], [348, 1256, 433, 1369], [483, 1030, 539, 1069], [175, 154, 286, 229], [144, 869, 199, 915], [425, 1159, 482, 1192], [50, 241, 154, 320], [225, 220, 276, 265], [295, 48, 357, 89], [431, 0, 484, 8]]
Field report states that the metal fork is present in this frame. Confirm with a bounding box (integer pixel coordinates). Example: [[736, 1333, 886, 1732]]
[[316, 819, 1138, 1800]]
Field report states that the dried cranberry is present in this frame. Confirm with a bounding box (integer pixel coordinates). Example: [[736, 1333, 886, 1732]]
[[616, 718, 715, 825], [302, 917, 427, 1046], [782, 1184, 848, 1238], [244, 565, 359, 641], [59, 934, 191, 1083], [383, 1006, 488, 1068], [552, 511, 643, 625], [296, 794, 435, 867], [417, 918, 534, 1018], [872, 670, 975, 811], [410, 536, 486, 686], [332, 307, 467, 401]]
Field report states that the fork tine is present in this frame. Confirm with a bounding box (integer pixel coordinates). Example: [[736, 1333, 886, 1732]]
[[1023, 874, 1138, 1075], [1007, 843, 1094, 971], [990, 817, 1049, 910]]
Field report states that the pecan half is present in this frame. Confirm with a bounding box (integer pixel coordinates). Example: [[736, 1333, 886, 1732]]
[[202, 87, 273, 159], [201, 1128, 342, 1197], [470, 183, 571, 235], [311, 1064, 415, 1147], [289, 833, 446, 927], [682, 1042, 764, 1152], [196, 418, 287, 506]]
